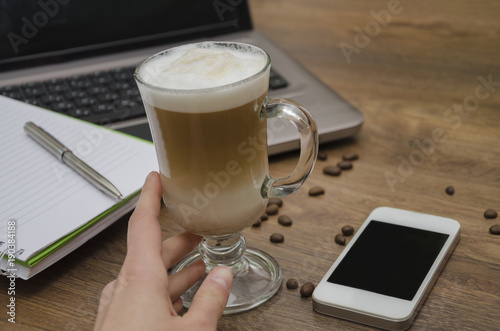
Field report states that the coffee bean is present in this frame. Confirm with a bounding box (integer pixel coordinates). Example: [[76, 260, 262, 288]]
[[323, 165, 341, 176], [337, 161, 353, 170], [490, 224, 500, 235], [300, 282, 315, 297], [286, 278, 299, 290], [268, 198, 283, 207], [308, 186, 325, 196], [335, 234, 346, 246], [318, 151, 328, 161], [260, 213, 269, 221], [266, 204, 280, 215], [342, 153, 359, 161], [278, 215, 293, 226], [341, 225, 354, 236], [445, 186, 455, 195], [270, 233, 284, 243], [252, 219, 261, 227], [484, 209, 498, 219]]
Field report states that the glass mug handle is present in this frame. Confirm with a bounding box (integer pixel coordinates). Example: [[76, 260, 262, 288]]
[[260, 98, 319, 199]]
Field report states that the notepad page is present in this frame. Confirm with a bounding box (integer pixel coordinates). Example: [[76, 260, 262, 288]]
[[0, 96, 157, 261]]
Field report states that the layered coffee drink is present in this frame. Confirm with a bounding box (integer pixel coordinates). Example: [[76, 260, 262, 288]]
[[136, 42, 271, 236], [136, 42, 318, 314]]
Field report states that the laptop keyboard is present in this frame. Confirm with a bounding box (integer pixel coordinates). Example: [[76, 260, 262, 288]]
[[1, 66, 289, 126]]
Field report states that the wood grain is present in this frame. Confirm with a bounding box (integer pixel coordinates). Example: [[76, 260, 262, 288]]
[[1, 0, 499, 330]]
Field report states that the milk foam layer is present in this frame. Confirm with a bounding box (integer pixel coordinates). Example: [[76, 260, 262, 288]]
[[141, 45, 266, 89], [136, 42, 270, 113]]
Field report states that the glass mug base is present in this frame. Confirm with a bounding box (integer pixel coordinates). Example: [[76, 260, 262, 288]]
[[169, 247, 282, 315]]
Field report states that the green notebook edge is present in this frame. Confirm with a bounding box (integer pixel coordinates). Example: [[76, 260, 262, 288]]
[[23, 189, 141, 268]]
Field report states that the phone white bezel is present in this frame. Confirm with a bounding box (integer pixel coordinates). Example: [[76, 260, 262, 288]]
[[312, 207, 461, 330]]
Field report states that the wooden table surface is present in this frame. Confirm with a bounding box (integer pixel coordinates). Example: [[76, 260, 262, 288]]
[[2, 0, 499, 330]]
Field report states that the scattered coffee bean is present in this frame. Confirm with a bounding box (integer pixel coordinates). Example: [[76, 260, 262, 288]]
[[318, 151, 328, 161], [270, 233, 284, 243], [445, 186, 455, 195], [342, 153, 359, 161], [300, 282, 315, 297], [260, 213, 269, 221], [335, 234, 346, 246], [308, 186, 325, 196], [286, 278, 299, 290], [489, 224, 500, 235], [278, 215, 293, 226], [337, 161, 353, 170], [323, 165, 342, 176], [484, 209, 498, 219], [252, 219, 261, 227], [341, 225, 354, 236], [266, 204, 280, 215], [268, 198, 283, 207]]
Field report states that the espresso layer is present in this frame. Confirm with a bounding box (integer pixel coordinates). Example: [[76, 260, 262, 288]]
[[147, 94, 269, 235]]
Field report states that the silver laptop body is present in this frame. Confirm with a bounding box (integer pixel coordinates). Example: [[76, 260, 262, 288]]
[[0, 0, 363, 154]]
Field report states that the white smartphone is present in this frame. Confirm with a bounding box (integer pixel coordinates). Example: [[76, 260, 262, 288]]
[[312, 207, 461, 331]]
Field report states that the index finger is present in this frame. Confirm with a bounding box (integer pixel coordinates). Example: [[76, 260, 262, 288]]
[[126, 171, 164, 260]]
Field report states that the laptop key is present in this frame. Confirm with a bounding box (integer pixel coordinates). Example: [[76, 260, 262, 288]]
[[74, 97, 97, 107], [65, 91, 87, 100], [111, 69, 131, 81], [91, 72, 111, 85], [51, 101, 73, 113], [68, 76, 91, 89], [126, 88, 140, 98], [68, 108, 92, 118], [109, 82, 131, 92], [88, 86, 108, 96], [45, 81, 69, 93], [41, 94, 64, 104], [93, 103, 114, 113]]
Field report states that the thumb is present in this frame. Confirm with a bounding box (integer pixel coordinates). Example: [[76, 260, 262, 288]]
[[184, 266, 233, 328]]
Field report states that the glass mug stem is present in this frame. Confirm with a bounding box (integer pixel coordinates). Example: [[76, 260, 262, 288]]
[[199, 233, 248, 275], [261, 98, 319, 198]]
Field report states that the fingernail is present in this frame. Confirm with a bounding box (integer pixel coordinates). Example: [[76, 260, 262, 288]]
[[145, 171, 155, 182], [211, 267, 233, 292]]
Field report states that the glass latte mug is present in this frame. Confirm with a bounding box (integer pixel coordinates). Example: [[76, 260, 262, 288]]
[[134, 42, 318, 314]]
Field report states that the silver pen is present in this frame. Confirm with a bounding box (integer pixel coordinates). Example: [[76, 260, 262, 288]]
[[24, 121, 124, 201]]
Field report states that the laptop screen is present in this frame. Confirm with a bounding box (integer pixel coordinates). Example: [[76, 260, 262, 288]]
[[0, 0, 252, 70]]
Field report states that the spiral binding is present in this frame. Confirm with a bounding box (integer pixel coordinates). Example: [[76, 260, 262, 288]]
[[0, 241, 25, 276]]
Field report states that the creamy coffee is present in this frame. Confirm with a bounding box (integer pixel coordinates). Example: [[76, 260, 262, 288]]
[[136, 42, 270, 236]]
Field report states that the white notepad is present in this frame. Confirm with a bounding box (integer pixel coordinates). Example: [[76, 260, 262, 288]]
[[0, 96, 157, 279]]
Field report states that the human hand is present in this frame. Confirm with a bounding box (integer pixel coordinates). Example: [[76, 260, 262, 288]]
[[94, 171, 233, 330]]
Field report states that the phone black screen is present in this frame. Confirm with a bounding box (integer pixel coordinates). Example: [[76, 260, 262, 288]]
[[327, 220, 449, 301]]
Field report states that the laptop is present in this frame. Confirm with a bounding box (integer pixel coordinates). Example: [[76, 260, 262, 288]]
[[0, 0, 364, 155]]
